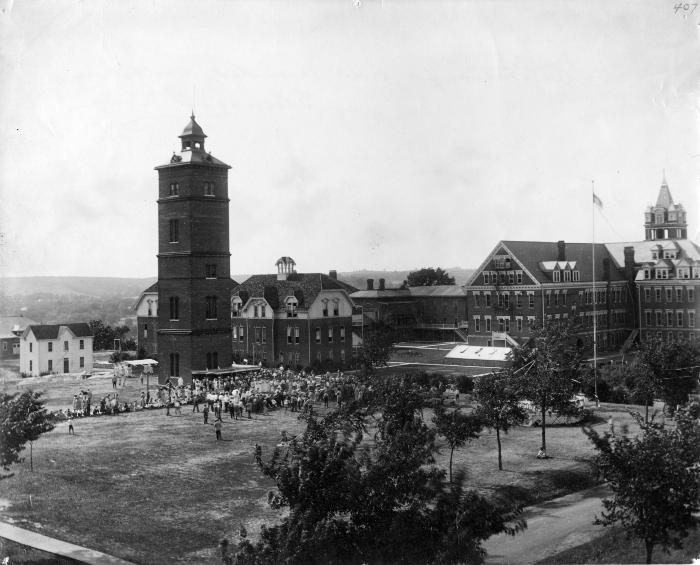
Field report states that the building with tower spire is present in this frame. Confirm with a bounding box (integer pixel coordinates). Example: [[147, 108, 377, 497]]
[[153, 115, 234, 384], [643, 172, 688, 240]]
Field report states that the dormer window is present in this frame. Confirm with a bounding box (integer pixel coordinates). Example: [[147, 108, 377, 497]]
[[663, 250, 676, 259], [655, 213, 664, 224], [655, 268, 669, 279], [286, 297, 298, 318], [169, 183, 179, 196], [231, 297, 242, 317], [333, 299, 340, 316], [651, 250, 658, 259], [563, 270, 571, 282], [552, 270, 561, 283]]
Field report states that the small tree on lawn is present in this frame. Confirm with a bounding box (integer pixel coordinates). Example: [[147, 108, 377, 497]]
[[355, 322, 395, 376], [510, 318, 582, 456], [474, 371, 528, 470], [584, 404, 700, 564], [433, 405, 483, 482], [0, 390, 55, 476]]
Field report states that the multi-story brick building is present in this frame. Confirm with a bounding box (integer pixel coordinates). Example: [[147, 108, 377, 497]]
[[154, 115, 234, 384], [231, 257, 356, 369], [605, 178, 699, 344], [349, 279, 468, 341], [465, 240, 633, 350]]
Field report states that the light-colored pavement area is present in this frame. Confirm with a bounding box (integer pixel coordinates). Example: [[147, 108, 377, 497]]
[[0, 520, 137, 565], [484, 484, 611, 565]]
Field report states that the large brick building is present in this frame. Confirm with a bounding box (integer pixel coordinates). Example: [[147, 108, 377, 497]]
[[231, 257, 356, 370], [154, 116, 234, 383], [464, 240, 633, 351], [604, 177, 699, 344]]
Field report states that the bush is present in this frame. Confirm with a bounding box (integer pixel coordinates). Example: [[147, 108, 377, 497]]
[[455, 375, 474, 394]]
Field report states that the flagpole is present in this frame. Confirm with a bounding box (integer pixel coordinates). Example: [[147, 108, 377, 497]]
[[592, 181, 599, 407]]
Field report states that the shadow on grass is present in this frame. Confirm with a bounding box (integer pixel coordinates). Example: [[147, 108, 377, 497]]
[[493, 468, 600, 508]]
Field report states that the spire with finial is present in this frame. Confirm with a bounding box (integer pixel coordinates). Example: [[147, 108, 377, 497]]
[[656, 171, 673, 209]]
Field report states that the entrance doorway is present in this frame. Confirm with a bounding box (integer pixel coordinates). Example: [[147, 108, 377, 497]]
[[63, 358, 70, 373]]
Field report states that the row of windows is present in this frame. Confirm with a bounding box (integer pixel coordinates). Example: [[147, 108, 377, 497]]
[[168, 296, 218, 320], [168, 182, 217, 197], [644, 331, 696, 343], [28, 357, 86, 373], [643, 287, 695, 303], [482, 270, 524, 285], [28, 340, 85, 353], [643, 267, 699, 280], [644, 310, 696, 328], [474, 292, 536, 309], [231, 325, 347, 344]]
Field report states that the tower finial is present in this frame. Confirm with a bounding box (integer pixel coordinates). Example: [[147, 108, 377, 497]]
[[662, 169, 667, 186]]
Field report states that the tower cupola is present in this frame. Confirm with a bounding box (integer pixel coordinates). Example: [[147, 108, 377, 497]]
[[179, 114, 207, 152]]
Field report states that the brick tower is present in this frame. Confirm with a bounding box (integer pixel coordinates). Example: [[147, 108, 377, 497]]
[[155, 115, 232, 384]]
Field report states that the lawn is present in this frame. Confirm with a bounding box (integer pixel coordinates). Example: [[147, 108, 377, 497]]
[[0, 368, 648, 564], [536, 524, 700, 564]]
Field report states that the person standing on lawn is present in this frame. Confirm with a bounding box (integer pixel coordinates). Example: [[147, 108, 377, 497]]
[[203, 403, 209, 424], [214, 417, 222, 440]]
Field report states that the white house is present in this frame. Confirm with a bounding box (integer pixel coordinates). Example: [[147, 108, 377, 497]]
[[20, 323, 94, 376]]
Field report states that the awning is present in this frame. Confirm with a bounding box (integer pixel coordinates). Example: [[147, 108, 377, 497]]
[[124, 359, 159, 366]]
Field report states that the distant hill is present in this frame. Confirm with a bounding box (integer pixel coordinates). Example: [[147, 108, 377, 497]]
[[337, 268, 476, 291], [0, 269, 476, 299], [0, 277, 157, 299]]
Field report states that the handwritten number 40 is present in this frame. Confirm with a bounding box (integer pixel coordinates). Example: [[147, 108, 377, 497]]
[[674, 2, 697, 13]]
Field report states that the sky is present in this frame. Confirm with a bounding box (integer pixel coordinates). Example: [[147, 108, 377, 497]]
[[0, 0, 698, 278]]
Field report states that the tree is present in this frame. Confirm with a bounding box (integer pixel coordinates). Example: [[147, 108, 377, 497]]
[[354, 322, 395, 376], [236, 376, 525, 564], [0, 390, 55, 476], [584, 404, 700, 564], [403, 267, 455, 287], [629, 337, 700, 421], [433, 405, 483, 482], [474, 372, 528, 470], [510, 318, 583, 455]]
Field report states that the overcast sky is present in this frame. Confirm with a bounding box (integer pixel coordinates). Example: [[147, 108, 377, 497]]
[[0, 0, 698, 278]]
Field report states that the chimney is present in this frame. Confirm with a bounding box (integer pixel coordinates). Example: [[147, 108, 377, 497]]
[[379, 278, 386, 291], [557, 240, 566, 262], [623, 246, 636, 281], [367, 279, 374, 291], [329, 270, 337, 280]]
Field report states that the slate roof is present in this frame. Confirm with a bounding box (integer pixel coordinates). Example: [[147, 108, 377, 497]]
[[605, 240, 700, 269], [408, 285, 467, 297], [180, 115, 206, 139], [656, 182, 674, 208], [233, 274, 357, 309], [351, 289, 411, 299], [498, 241, 627, 283], [0, 316, 38, 339], [26, 323, 93, 340]]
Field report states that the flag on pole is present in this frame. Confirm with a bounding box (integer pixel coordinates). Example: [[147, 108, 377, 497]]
[[593, 192, 603, 209]]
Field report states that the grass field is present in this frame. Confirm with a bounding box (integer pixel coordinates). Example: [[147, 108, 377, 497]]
[[0, 367, 647, 564], [536, 524, 700, 564]]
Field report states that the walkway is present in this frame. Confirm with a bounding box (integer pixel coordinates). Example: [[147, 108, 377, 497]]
[[484, 483, 611, 565], [0, 521, 137, 565]]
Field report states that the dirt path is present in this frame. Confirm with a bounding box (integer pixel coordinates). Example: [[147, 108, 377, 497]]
[[484, 484, 611, 565]]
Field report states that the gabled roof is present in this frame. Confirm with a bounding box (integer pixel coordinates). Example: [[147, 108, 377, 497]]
[[0, 316, 38, 339], [497, 241, 626, 283], [25, 323, 93, 340], [233, 274, 356, 309]]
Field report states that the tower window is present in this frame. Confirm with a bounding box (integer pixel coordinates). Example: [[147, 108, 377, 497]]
[[169, 219, 179, 243], [205, 264, 217, 278], [169, 183, 179, 196], [169, 296, 179, 320], [170, 353, 180, 377], [206, 352, 218, 369], [205, 296, 218, 320], [204, 182, 215, 196]]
